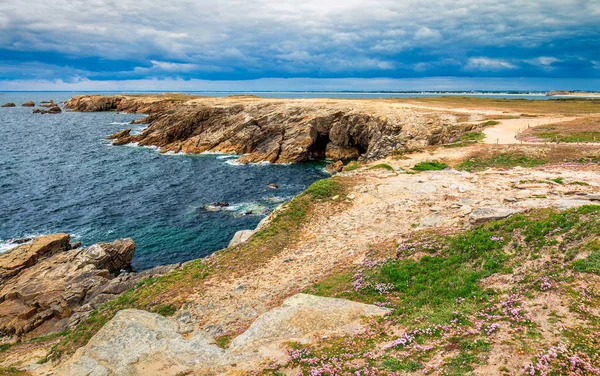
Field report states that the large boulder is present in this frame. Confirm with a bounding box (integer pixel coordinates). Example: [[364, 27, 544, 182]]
[[58, 309, 225, 376], [1, 103, 16, 107], [0, 235, 176, 338], [228, 229, 255, 247], [21, 101, 35, 107], [0, 238, 135, 336]]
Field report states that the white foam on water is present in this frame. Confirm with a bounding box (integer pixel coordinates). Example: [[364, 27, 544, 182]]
[[110, 122, 131, 125], [0, 240, 19, 254], [216, 155, 237, 160]]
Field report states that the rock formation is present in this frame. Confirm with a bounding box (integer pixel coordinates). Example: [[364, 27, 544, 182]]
[[58, 294, 390, 375], [65, 95, 476, 163], [0, 234, 176, 338], [21, 101, 35, 107], [33, 105, 61, 114], [1, 102, 16, 107]]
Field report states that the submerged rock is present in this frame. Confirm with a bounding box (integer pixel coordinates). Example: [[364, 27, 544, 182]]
[[1, 102, 15, 107], [32, 105, 61, 114], [21, 101, 35, 107]]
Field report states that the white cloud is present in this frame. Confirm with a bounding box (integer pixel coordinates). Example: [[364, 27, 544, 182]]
[[415, 27, 441, 41], [465, 57, 517, 71]]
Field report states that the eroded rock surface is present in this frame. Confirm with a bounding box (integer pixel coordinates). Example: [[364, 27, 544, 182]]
[[65, 95, 477, 163], [0, 235, 175, 338], [58, 294, 390, 375]]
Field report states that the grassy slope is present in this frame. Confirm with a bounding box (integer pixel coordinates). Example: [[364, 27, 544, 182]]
[[34, 178, 348, 362], [264, 206, 600, 375]]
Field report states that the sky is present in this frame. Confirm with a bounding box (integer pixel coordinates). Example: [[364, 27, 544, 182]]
[[1, 0, 599, 91]]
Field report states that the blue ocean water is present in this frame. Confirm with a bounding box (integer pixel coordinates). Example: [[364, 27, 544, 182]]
[[0, 92, 328, 270]]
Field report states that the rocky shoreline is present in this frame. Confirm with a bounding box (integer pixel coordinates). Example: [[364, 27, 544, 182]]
[[0, 234, 176, 340], [65, 95, 478, 163]]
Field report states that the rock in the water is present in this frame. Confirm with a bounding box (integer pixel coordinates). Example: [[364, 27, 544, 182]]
[[1, 102, 15, 107], [268, 183, 279, 189], [59, 294, 390, 375], [32, 105, 61, 114], [228, 229, 255, 247], [21, 101, 35, 107], [106, 128, 132, 145], [39, 100, 55, 108], [469, 207, 519, 224], [326, 160, 344, 173]]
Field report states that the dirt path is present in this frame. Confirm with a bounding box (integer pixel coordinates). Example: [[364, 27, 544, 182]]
[[483, 116, 577, 144]]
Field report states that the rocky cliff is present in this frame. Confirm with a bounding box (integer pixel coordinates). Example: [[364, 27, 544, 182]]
[[0, 234, 176, 338], [65, 95, 475, 163]]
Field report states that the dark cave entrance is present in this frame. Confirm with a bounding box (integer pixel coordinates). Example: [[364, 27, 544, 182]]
[[308, 132, 330, 160]]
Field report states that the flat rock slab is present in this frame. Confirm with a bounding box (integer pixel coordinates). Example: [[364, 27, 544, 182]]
[[58, 294, 391, 375], [469, 207, 520, 225]]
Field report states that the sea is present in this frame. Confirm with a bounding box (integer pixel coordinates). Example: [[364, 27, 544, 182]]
[[0, 91, 586, 270]]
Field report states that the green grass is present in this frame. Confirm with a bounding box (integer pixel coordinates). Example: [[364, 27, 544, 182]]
[[550, 177, 564, 184], [572, 240, 600, 275], [303, 178, 343, 200], [368, 163, 395, 172], [412, 161, 448, 171], [480, 120, 500, 127], [343, 161, 360, 172], [459, 153, 547, 172], [382, 358, 423, 372], [532, 131, 600, 143], [444, 131, 486, 148], [569, 181, 590, 186]]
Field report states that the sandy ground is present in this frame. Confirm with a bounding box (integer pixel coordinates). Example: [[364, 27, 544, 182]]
[[483, 116, 577, 144]]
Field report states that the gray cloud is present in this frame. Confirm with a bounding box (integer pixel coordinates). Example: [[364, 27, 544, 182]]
[[0, 0, 598, 81]]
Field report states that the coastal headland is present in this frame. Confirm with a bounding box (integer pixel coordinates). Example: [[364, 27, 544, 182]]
[[2, 95, 600, 375]]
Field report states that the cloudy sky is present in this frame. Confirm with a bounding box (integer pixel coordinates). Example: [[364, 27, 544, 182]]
[[1, 0, 599, 90]]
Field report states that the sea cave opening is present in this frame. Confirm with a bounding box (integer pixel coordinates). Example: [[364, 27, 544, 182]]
[[307, 132, 330, 160]]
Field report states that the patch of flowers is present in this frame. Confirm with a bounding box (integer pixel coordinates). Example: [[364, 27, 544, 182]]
[[539, 276, 552, 291], [524, 342, 600, 375]]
